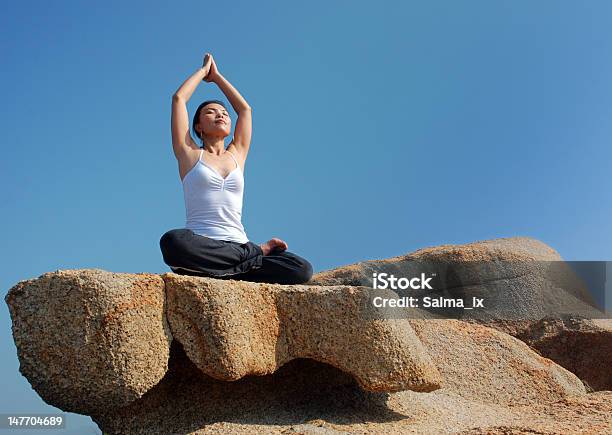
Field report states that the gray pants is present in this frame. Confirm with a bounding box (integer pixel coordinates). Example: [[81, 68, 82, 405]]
[[159, 228, 313, 285]]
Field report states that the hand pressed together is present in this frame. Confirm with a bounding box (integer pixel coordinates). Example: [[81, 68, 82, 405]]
[[201, 52, 221, 83]]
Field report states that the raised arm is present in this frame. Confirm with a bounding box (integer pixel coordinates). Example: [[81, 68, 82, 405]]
[[171, 54, 212, 159], [205, 55, 253, 160]]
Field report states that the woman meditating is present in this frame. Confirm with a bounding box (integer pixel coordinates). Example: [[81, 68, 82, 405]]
[[160, 53, 313, 285]]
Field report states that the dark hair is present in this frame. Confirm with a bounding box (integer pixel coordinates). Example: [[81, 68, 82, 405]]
[[192, 99, 229, 144]]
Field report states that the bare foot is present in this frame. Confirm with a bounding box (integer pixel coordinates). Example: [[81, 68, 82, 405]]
[[259, 238, 288, 256]]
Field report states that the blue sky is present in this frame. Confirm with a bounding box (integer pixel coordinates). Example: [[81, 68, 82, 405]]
[[2, 1, 612, 433]]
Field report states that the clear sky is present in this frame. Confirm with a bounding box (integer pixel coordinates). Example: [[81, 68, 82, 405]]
[[2, 1, 612, 433]]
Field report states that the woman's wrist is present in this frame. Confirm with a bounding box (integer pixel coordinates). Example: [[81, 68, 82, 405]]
[[199, 66, 212, 81]]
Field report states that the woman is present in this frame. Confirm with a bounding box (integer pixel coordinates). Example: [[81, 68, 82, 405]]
[[159, 53, 313, 285]]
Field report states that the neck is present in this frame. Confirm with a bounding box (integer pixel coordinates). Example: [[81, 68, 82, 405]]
[[201, 137, 226, 155]]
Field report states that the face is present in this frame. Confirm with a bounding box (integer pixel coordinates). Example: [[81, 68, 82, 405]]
[[197, 103, 231, 138]]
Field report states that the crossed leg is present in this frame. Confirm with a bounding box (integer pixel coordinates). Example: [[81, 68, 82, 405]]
[[159, 228, 313, 285]]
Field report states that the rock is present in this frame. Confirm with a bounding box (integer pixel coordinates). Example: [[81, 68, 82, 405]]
[[91, 340, 396, 434], [460, 317, 612, 391], [408, 318, 587, 406], [6, 236, 610, 434], [309, 236, 562, 287], [5, 268, 442, 418], [310, 236, 610, 392], [511, 316, 612, 391], [163, 273, 443, 393], [310, 236, 601, 321], [92, 339, 610, 435], [4, 269, 172, 415]]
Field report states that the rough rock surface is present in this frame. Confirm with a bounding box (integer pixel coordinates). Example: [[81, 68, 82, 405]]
[[4, 269, 172, 415], [309, 237, 563, 287], [5, 236, 611, 434], [310, 236, 611, 392], [310, 237, 600, 321], [408, 319, 586, 405], [91, 339, 609, 435], [164, 273, 442, 393], [459, 316, 612, 392], [511, 316, 611, 391]]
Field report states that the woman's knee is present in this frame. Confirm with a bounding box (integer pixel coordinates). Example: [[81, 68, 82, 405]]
[[300, 260, 314, 283], [288, 254, 313, 284], [159, 229, 190, 259]]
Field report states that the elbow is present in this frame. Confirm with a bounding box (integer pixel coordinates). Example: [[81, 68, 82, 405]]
[[172, 93, 184, 103]]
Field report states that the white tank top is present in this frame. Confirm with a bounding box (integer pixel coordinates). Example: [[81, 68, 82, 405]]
[[182, 148, 249, 244]]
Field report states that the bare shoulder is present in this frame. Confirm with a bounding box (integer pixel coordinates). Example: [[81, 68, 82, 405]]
[[177, 138, 202, 182], [227, 140, 247, 170]]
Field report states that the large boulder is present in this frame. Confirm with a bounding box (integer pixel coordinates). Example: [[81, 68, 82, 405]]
[[309, 236, 562, 287], [4, 269, 172, 415], [6, 236, 610, 434], [90, 320, 597, 435], [310, 236, 601, 321], [310, 236, 610, 391], [163, 273, 442, 393], [408, 318, 586, 406], [511, 316, 612, 391], [5, 268, 443, 419]]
